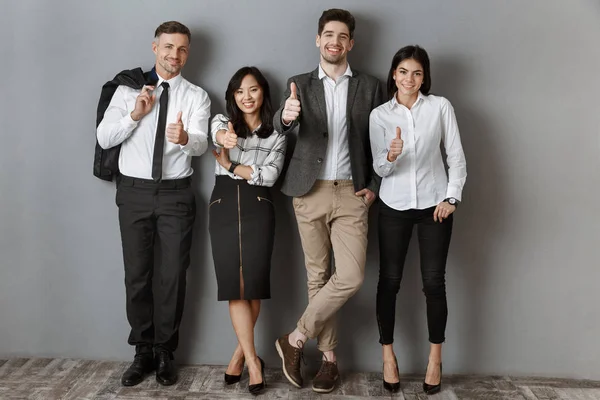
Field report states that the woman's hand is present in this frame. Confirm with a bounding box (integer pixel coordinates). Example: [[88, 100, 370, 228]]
[[212, 148, 231, 170], [433, 201, 456, 222]]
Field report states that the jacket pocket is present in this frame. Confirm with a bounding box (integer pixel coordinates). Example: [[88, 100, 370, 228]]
[[209, 198, 222, 208], [257, 196, 273, 206]]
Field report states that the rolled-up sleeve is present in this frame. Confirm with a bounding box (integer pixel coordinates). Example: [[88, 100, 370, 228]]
[[247, 133, 287, 187], [210, 114, 229, 148]]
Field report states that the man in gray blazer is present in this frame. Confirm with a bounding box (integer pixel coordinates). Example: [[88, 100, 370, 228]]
[[273, 8, 383, 393]]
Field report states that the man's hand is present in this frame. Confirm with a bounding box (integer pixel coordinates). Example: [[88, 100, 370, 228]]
[[166, 111, 188, 145], [282, 82, 301, 125], [355, 188, 376, 207], [130, 85, 155, 121]]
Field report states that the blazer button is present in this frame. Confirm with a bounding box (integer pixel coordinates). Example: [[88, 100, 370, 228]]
[[317, 158, 323, 163], [323, 132, 328, 138]]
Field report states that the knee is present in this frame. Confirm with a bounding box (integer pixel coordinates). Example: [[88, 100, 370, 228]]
[[377, 273, 402, 294], [422, 275, 446, 297], [307, 280, 327, 294], [336, 268, 364, 296]]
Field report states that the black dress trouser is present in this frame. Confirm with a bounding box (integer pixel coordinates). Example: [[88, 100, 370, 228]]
[[116, 175, 196, 354]]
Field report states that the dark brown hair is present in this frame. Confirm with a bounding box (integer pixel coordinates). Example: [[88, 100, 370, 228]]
[[154, 21, 191, 43], [318, 9, 356, 39]]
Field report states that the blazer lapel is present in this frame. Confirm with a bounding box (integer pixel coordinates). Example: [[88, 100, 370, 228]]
[[309, 69, 328, 127], [346, 74, 358, 123]]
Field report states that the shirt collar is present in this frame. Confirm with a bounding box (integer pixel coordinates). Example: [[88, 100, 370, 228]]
[[156, 72, 183, 91], [391, 91, 426, 107], [318, 63, 353, 81]]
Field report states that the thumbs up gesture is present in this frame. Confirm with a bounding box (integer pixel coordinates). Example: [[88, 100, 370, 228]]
[[282, 82, 301, 125], [222, 122, 238, 149], [167, 111, 188, 145], [387, 126, 404, 162]]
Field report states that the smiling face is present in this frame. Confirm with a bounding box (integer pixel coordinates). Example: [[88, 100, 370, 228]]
[[316, 21, 354, 66], [152, 33, 189, 79], [234, 74, 264, 117], [393, 58, 424, 98]]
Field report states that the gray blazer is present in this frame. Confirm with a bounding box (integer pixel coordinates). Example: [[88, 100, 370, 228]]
[[273, 68, 384, 197]]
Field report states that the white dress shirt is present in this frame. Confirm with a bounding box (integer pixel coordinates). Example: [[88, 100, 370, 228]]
[[211, 114, 287, 187], [97, 73, 211, 179], [369, 92, 467, 211], [317, 63, 353, 180]]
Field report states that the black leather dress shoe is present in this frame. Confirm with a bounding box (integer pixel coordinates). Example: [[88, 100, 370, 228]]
[[121, 353, 154, 386], [155, 350, 178, 386]]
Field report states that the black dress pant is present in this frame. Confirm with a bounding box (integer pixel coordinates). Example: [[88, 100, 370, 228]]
[[376, 201, 453, 345], [116, 175, 195, 354]]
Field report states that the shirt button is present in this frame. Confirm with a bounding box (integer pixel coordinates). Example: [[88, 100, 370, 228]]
[[317, 158, 323, 163]]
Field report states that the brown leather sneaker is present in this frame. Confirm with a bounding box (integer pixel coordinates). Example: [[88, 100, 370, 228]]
[[312, 360, 339, 393], [275, 335, 304, 388]]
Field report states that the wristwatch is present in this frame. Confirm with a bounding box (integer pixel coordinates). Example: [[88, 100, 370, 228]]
[[444, 197, 459, 207], [228, 162, 239, 175]]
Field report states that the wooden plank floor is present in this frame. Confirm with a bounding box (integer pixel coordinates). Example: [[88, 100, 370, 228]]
[[1, 358, 600, 399]]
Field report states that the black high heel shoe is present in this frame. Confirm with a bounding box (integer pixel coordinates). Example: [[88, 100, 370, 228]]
[[423, 362, 442, 395], [224, 359, 244, 385], [248, 357, 266, 395], [383, 356, 400, 393]]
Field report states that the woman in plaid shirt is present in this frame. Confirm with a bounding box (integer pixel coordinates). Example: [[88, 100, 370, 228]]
[[208, 66, 287, 395]]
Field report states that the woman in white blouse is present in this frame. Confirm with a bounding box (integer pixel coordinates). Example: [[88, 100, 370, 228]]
[[209, 66, 287, 395], [369, 46, 467, 395]]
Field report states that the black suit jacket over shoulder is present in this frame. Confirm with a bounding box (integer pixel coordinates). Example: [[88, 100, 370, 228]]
[[93, 67, 157, 181]]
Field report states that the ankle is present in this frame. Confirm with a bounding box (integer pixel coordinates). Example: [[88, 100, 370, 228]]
[[382, 348, 396, 362], [288, 330, 306, 348], [428, 357, 441, 365], [322, 351, 336, 363]]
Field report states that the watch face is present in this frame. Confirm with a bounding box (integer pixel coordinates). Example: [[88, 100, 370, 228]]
[[448, 198, 456, 205]]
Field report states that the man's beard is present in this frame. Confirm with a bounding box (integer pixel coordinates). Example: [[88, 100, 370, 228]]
[[321, 51, 345, 65]]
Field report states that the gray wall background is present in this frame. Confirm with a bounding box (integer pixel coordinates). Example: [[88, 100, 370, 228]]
[[1, 0, 599, 379]]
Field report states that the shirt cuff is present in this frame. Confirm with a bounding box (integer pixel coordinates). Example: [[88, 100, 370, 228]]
[[122, 113, 140, 129], [247, 165, 259, 184], [377, 156, 396, 174], [179, 134, 200, 152], [445, 186, 462, 201]]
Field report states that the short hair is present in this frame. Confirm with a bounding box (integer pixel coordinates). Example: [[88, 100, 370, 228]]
[[386, 45, 432, 100], [223, 66, 275, 139], [318, 9, 356, 39], [154, 21, 191, 43]]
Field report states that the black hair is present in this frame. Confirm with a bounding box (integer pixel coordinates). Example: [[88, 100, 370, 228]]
[[223, 66, 274, 139], [386, 45, 431, 100]]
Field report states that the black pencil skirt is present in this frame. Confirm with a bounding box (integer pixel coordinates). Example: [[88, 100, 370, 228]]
[[208, 175, 275, 301]]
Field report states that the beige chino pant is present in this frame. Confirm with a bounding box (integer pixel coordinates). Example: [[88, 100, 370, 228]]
[[293, 180, 369, 352]]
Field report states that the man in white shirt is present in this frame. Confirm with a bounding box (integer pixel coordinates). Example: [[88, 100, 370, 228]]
[[272, 9, 383, 393], [96, 21, 210, 387]]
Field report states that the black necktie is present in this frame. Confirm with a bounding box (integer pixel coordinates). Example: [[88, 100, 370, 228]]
[[152, 81, 170, 182]]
